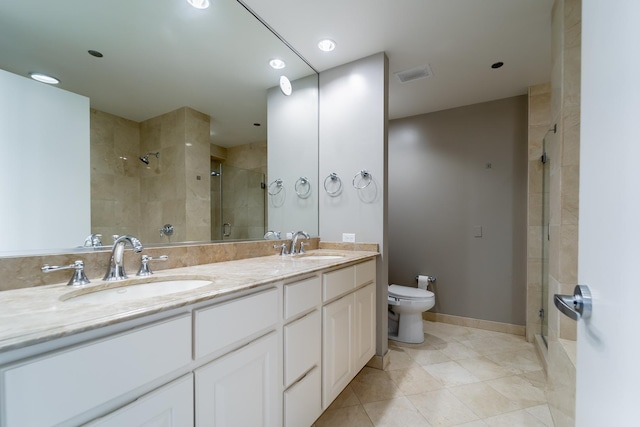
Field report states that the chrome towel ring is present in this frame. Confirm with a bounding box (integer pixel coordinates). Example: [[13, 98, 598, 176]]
[[352, 170, 373, 189], [324, 172, 343, 196], [295, 176, 312, 198], [268, 178, 284, 196]]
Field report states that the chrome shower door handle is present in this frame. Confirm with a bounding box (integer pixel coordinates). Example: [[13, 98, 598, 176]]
[[554, 284, 592, 321]]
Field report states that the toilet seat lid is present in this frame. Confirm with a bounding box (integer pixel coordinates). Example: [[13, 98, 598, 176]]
[[388, 284, 434, 299]]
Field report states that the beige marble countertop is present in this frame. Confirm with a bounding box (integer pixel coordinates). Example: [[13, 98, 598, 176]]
[[0, 249, 378, 353]]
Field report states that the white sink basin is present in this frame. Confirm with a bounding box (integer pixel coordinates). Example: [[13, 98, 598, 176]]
[[63, 279, 212, 303], [297, 255, 345, 260]]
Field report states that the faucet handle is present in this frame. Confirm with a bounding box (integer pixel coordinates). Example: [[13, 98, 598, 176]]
[[273, 243, 289, 256], [83, 233, 103, 248], [42, 260, 90, 286], [299, 241, 309, 254], [137, 255, 168, 276]]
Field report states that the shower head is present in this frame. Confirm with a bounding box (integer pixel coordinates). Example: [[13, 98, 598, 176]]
[[139, 152, 160, 164]]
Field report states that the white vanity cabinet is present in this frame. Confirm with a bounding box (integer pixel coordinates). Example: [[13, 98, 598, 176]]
[[322, 260, 376, 409], [0, 255, 377, 427]]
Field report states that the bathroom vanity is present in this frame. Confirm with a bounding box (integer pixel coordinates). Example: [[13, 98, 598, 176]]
[[0, 250, 377, 427]]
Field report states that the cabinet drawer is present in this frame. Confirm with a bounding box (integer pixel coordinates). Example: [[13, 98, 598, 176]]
[[284, 366, 321, 427], [284, 276, 320, 320], [322, 266, 355, 302], [356, 259, 376, 287], [284, 310, 320, 387], [194, 287, 278, 359], [1, 314, 191, 427]]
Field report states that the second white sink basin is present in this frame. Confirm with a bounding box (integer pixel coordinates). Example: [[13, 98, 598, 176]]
[[63, 279, 212, 304]]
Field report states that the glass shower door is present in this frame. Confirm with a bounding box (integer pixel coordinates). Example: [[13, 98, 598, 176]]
[[220, 164, 266, 240]]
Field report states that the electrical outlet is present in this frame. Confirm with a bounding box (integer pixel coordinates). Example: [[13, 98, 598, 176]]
[[342, 233, 356, 242]]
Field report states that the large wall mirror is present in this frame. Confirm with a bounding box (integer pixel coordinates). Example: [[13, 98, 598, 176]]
[[0, 0, 319, 255]]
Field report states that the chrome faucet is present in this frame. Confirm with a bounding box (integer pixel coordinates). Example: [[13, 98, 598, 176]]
[[290, 231, 310, 255], [103, 235, 143, 281], [83, 233, 103, 248]]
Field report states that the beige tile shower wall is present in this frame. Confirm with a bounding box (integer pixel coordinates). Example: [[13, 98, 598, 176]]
[[90, 109, 141, 242], [140, 108, 187, 244], [526, 83, 551, 343], [184, 108, 211, 242], [547, 0, 581, 426]]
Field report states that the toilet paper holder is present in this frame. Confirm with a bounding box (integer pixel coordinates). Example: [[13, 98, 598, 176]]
[[416, 275, 436, 283]]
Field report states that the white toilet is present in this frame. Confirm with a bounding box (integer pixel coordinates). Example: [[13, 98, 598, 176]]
[[388, 283, 435, 344]]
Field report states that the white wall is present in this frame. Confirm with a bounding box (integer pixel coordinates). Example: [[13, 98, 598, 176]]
[[319, 53, 389, 357], [267, 74, 319, 236], [0, 70, 90, 253]]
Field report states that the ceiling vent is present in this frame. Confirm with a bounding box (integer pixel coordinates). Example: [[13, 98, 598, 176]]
[[394, 64, 433, 83]]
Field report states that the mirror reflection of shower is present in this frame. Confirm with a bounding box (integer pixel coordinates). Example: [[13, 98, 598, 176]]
[[139, 152, 160, 165], [210, 158, 266, 241]]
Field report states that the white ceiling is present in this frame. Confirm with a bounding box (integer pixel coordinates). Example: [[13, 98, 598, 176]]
[[242, 0, 554, 120]]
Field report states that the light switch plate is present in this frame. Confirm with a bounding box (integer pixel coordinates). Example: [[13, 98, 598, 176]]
[[473, 226, 483, 238], [342, 233, 356, 242]]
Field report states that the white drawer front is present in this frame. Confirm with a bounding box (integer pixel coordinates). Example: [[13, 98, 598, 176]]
[[284, 276, 320, 320], [284, 310, 320, 387], [284, 367, 321, 427], [355, 259, 376, 287], [1, 314, 191, 427], [194, 287, 278, 359], [322, 266, 355, 302]]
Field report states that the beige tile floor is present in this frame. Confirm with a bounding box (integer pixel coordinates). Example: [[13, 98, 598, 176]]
[[314, 321, 553, 427]]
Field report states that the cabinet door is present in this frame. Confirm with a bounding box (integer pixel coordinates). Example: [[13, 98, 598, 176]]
[[85, 374, 193, 427], [195, 332, 280, 427], [322, 294, 354, 409], [354, 282, 376, 370]]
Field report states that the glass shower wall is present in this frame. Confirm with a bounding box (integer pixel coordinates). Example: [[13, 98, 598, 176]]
[[210, 160, 223, 241], [541, 136, 551, 346], [211, 160, 267, 241], [220, 164, 266, 241]]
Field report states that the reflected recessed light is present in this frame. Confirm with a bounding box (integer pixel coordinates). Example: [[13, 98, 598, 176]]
[[279, 76, 292, 96], [318, 39, 336, 52], [491, 61, 504, 69], [29, 73, 60, 85], [187, 0, 210, 9], [269, 59, 286, 69], [88, 50, 104, 58]]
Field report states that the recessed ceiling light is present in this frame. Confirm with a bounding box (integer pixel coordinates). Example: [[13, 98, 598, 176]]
[[187, 0, 210, 9], [279, 76, 292, 96], [491, 62, 504, 69], [318, 39, 336, 52], [269, 59, 286, 70], [29, 73, 59, 85], [88, 50, 104, 58]]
